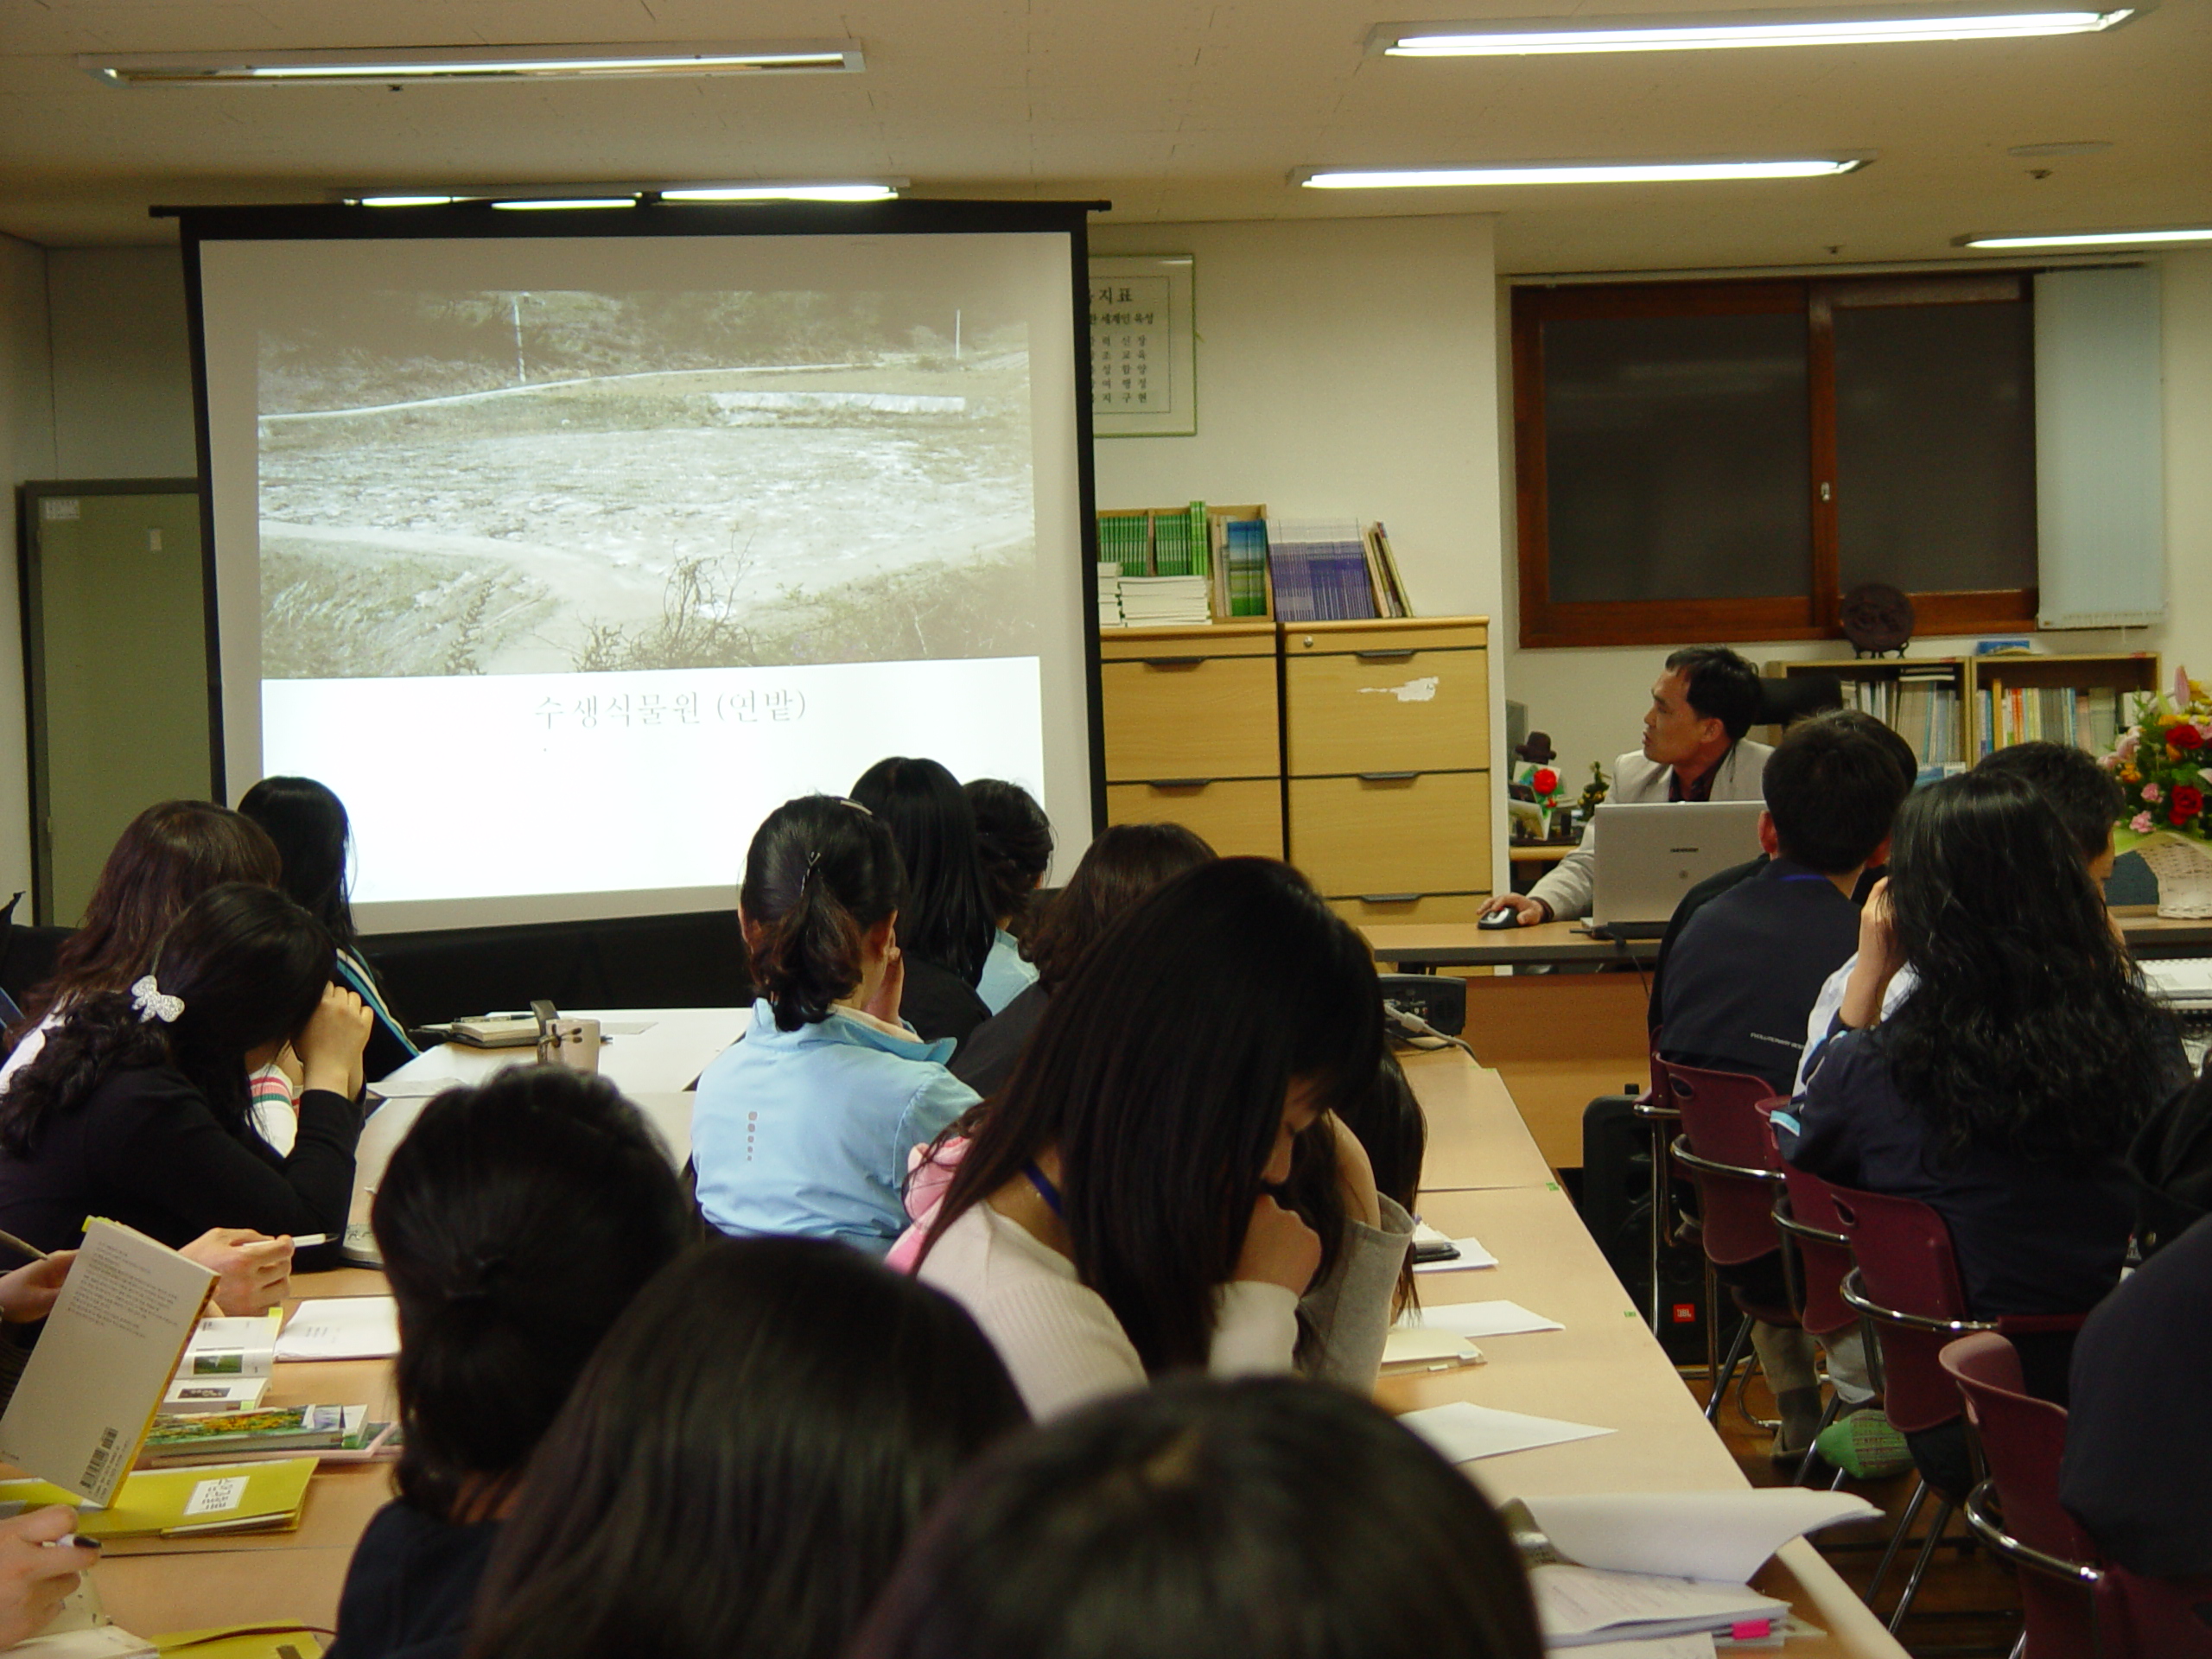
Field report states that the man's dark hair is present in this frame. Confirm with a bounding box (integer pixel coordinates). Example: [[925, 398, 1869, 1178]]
[[1976, 740, 2124, 865], [1762, 712, 1915, 874], [1664, 646, 1763, 741]]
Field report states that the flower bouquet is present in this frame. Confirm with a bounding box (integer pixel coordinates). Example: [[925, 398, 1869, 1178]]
[[2106, 668, 2212, 917]]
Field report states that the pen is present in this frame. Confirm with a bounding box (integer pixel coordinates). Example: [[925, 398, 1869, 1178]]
[[44, 1535, 99, 1552], [287, 1234, 330, 1249], [0, 1229, 48, 1262]]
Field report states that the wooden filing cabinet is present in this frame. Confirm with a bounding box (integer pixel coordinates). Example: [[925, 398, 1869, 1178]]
[[1097, 623, 1285, 859], [1281, 618, 1491, 923]]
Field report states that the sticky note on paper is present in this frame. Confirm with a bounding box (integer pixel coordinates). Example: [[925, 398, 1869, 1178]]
[[183, 1476, 245, 1518]]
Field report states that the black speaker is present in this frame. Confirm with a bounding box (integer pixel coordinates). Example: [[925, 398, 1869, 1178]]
[[1579, 1093, 1712, 1363]]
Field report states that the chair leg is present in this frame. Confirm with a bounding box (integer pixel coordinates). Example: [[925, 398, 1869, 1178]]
[[1704, 1309, 1752, 1426], [1793, 1390, 1843, 1486], [1866, 1478, 1929, 1608], [1885, 1497, 1956, 1636], [1701, 1259, 1722, 1412], [1647, 1125, 1667, 1338], [2005, 1635, 2025, 1659]]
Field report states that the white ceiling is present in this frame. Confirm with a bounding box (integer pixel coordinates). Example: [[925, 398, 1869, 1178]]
[[3, 0, 2207, 271]]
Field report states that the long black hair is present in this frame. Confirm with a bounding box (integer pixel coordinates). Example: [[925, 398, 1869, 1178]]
[[238, 776, 359, 950], [964, 779, 1053, 931], [15, 800, 279, 1035], [0, 883, 329, 1154], [462, 1236, 1028, 1659], [852, 758, 998, 987], [373, 1065, 694, 1525], [1883, 769, 2178, 1162], [849, 1376, 1544, 1659], [740, 796, 907, 1033], [918, 858, 1382, 1374], [1022, 822, 1215, 993]]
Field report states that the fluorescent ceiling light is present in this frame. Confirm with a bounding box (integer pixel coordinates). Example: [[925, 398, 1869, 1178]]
[[1958, 226, 2212, 248], [355, 194, 460, 207], [1299, 158, 1869, 188], [490, 196, 639, 211], [661, 181, 904, 202], [82, 41, 861, 86], [1370, 6, 2139, 54]]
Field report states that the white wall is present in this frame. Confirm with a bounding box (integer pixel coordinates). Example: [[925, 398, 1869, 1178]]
[[47, 247, 197, 480], [1090, 214, 1510, 881], [0, 234, 58, 902], [1500, 251, 2212, 785]]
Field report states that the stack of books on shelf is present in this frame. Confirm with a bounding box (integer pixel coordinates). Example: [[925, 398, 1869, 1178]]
[[1093, 503, 1414, 626], [1837, 667, 1964, 770], [1096, 563, 1124, 627], [1114, 575, 1211, 626], [1267, 520, 1412, 623], [1978, 682, 2132, 755]]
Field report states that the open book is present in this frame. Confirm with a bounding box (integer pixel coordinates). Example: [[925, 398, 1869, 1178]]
[[0, 1219, 215, 1505]]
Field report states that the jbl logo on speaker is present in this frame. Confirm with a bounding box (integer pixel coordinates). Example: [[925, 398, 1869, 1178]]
[[1671, 1303, 1697, 1324]]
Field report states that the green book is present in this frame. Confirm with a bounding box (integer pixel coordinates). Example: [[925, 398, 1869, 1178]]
[[1152, 511, 1192, 576]]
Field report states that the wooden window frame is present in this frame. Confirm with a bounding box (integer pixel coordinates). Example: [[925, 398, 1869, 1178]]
[[1513, 273, 2039, 650]]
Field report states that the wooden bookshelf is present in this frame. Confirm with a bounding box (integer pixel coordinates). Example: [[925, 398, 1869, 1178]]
[[1766, 651, 2161, 762]]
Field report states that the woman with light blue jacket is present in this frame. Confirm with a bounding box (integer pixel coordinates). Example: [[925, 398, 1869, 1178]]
[[692, 795, 976, 1255]]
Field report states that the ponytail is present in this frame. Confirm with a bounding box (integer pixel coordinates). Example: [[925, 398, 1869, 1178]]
[[0, 992, 168, 1156], [741, 797, 908, 1032]]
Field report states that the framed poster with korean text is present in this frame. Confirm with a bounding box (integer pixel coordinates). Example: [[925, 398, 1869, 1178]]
[[1088, 255, 1195, 436]]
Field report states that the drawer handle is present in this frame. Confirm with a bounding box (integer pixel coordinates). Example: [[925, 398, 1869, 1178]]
[[1357, 771, 1421, 784], [1353, 649, 1417, 662], [1358, 892, 1426, 906], [1140, 656, 1206, 669], [1144, 779, 1215, 791]]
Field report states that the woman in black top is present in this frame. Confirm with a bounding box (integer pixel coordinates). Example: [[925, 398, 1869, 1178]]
[[850, 758, 1000, 1049], [329, 1068, 694, 1659], [238, 776, 419, 1083], [0, 883, 371, 1255], [1781, 770, 2184, 1395], [954, 822, 1215, 1098]]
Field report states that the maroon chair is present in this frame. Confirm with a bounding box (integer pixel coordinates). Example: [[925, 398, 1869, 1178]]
[[1772, 1160, 1858, 1485], [1829, 1185, 2089, 1634], [1632, 1034, 1682, 1339], [1942, 1333, 2212, 1658], [1942, 1332, 2101, 1659], [1653, 1058, 1793, 1427], [2096, 1567, 2212, 1656]]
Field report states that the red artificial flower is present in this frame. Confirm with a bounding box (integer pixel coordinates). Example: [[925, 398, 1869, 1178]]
[[1532, 766, 1560, 796], [2173, 785, 2204, 821], [2171, 723, 2206, 751]]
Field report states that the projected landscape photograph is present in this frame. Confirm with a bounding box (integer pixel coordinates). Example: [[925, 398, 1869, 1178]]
[[256, 289, 1037, 677]]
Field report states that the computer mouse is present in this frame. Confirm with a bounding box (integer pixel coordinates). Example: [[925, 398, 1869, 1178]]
[[1478, 906, 1522, 931]]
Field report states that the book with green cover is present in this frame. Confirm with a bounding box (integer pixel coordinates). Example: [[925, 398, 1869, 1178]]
[[142, 1405, 359, 1466], [1151, 510, 1193, 576]]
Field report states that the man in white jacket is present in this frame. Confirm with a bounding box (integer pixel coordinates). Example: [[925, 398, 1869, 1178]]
[[1485, 645, 1774, 925]]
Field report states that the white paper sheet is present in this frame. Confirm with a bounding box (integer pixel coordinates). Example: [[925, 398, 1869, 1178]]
[[1531, 1564, 1788, 1646], [1395, 1300, 1563, 1338], [1414, 1235, 1499, 1274], [1522, 1491, 1879, 1583], [1400, 1401, 1611, 1464], [369, 1076, 465, 1099], [1381, 1327, 1484, 1370], [274, 1297, 401, 1361]]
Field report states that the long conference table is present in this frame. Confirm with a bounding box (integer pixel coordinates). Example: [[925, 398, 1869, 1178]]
[[94, 1014, 1906, 1656]]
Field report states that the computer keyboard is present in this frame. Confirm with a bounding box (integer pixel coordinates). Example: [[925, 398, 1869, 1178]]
[[2142, 957, 2212, 1071]]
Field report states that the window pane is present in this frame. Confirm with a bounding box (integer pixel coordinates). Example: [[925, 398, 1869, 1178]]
[[1541, 312, 1810, 603], [1834, 301, 2035, 594]]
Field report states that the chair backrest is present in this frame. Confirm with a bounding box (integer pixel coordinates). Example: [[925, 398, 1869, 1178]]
[[2097, 1567, 2212, 1658], [1774, 1171, 1855, 1339], [1656, 1059, 1785, 1272], [1942, 1332, 2096, 1562], [1829, 1184, 1975, 1434]]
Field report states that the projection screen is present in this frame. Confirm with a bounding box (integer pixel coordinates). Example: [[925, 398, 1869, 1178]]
[[185, 204, 1101, 933]]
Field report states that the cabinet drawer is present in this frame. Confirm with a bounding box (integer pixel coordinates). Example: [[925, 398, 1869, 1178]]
[[1284, 647, 1487, 777], [1100, 622, 1276, 662], [1102, 654, 1281, 783], [1287, 772, 1491, 898], [1327, 892, 1494, 926], [1106, 779, 1284, 861], [1283, 617, 1488, 657]]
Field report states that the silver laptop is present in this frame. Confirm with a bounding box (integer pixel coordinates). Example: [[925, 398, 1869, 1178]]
[[1586, 800, 1767, 940]]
